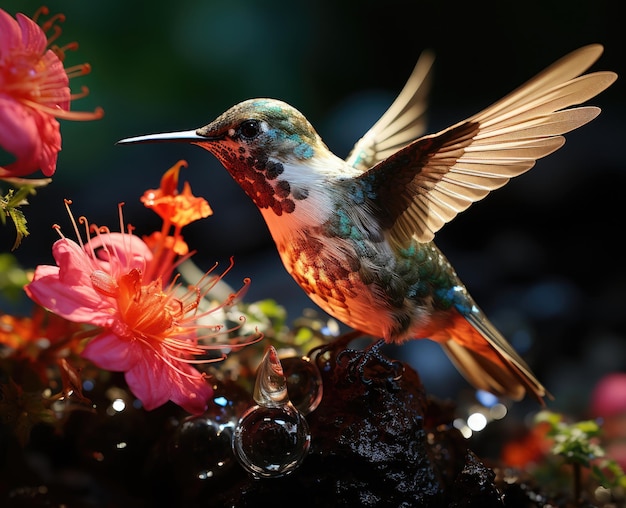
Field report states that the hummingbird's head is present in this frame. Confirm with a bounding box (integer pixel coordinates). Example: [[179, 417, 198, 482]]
[[194, 98, 326, 163], [118, 98, 327, 164], [118, 99, 345, 217]]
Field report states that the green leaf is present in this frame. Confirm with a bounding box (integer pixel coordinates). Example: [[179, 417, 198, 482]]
[[293, 326, 315, 345], [535, 409, 563, 427], [574, 419, 601, 435], [534, 410, 626, 492], [1, 184, 41, 249], [6, 203, 29, 249]]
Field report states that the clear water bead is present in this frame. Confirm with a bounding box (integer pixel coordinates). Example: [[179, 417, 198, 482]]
[[252, 344, 290, 407], [170, 412, 236, 481], [281, 355, 323, 415], [169, 381, 252, 484], [232, 346, 311, 478], [233, 404, 311, 478]]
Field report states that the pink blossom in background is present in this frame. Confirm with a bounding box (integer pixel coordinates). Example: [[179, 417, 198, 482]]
[[0, 7, 102, 178]]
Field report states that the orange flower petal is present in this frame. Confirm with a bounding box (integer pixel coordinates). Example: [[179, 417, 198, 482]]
[[141, 160, 212, 227]]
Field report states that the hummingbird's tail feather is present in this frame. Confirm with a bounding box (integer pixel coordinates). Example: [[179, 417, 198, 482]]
[[436, 309, 549, 404]]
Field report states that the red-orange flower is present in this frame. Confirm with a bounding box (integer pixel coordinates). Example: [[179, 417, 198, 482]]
[[0, 7, 103, 178], [141, 160, 212, 281], [141, 159, 213, 228], [0, 305, 87, 401], [501, 421, 553, 468], [0, 305, 82, 358]]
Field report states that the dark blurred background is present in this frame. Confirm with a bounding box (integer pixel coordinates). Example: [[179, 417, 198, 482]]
[[1, 0, 624, 416]]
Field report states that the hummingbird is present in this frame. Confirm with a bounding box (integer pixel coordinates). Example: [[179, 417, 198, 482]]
[[119, 45, 616, 403]]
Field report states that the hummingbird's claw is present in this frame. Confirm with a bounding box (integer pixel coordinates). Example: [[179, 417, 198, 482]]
[[309, 329, 363, 364], [336, 339, 404, 390]]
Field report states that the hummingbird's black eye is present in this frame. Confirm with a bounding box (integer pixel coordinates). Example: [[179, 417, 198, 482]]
[[238, 119, 261, 140]]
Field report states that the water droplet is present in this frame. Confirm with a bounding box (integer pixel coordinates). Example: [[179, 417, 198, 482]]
[[169, 381, 252, 484], [170, 411, 237, 482], [281, 355, 323, 415], [252, 344, 289, 407], [232, 346, 311, 478], [233, 404, 311, 478]]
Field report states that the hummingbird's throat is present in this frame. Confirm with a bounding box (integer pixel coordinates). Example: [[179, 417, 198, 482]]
[[209, 141, 309, 216]]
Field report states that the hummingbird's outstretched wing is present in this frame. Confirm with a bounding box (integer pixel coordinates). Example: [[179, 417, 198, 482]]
[[360, 44, 617, 248], [345, 50, 435, 172]]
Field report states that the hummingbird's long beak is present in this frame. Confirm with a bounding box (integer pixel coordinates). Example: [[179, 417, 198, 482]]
[[116, 129, 211, 145]]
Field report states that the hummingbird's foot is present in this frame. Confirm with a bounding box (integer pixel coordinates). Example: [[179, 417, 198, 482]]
[[336, 339, 404, 390], [309, 330, 364, 366]]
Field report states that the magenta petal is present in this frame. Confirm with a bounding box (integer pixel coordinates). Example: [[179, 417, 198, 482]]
[[119, 345, 211, 414], [89, 233, 153, 274], [168, 366, 212, 414], [0, 9, 22, 51], [52, 239, 96, 286], [25, 272, 112, 326], [0, 95, 42, 176], [124, 350, 171, 411], [81, 333, 138, 372], [15, 13, 47, 54], [0, 95, 61, 177], [24, 241, 115, 326], [31, 107, 61, 176], [27, 264, 59, 279]]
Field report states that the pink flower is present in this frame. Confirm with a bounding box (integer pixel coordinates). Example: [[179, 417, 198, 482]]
[[0, 7, 103, 178], [25, 201, 253, 414]]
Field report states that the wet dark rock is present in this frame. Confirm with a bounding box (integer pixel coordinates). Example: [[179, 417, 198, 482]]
[[450, 451, 504, 507], [1, 348, 614, 507], [202, 344, 505, 507]]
